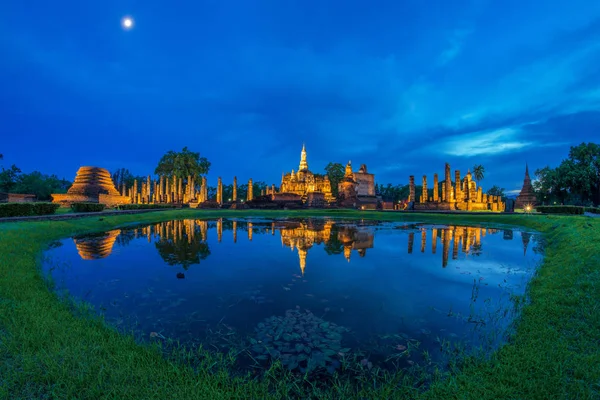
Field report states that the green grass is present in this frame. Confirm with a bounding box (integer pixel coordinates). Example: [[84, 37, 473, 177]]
[[1, 209, 599, 399]]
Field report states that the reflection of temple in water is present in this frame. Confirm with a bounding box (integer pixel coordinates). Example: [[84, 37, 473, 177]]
[[73, 229, 121, 260], [279, 220, 375, 274], [279, 220, 333, 275], [406, 226, 529, 267]]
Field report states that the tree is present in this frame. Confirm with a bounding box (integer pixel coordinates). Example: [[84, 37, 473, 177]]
[[154, 147, 211, 183], [112, 168, 135, 189], [532, 143, 600, 206], [533, 166, 568, 205], [563, 143, 600, 205], [375, 183, 411, 202], [486, 185, 505, 199], [324, 162, 344, 197], [12, 171, 71, 200], [0, 164, 21, 193], [472, 164, 485, 183]]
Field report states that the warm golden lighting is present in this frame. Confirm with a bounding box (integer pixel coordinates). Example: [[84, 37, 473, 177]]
[[524, 203, 533, 214], [121, 16, 134, 30]]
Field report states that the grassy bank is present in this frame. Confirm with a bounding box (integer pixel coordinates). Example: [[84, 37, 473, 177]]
[[1, 209, 599, 399]]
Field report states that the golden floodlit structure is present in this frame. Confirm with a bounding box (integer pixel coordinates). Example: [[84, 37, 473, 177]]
[[409, 163, 505, 211]]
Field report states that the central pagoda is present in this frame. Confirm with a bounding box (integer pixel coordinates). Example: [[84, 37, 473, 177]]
[[278, 144, 335, 203]]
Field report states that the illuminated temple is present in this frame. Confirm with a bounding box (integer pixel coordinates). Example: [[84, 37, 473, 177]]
[[409, 163, 505, 211], [277, 144, 335, 205]]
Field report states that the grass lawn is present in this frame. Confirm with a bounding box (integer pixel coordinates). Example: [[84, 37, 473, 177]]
[[1, 209, 599, 399]]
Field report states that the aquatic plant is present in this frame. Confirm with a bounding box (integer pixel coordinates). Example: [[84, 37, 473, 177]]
[[251, 308, 349, 374]]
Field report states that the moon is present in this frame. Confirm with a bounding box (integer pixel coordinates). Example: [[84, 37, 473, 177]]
[[121, 16, 134, 30]]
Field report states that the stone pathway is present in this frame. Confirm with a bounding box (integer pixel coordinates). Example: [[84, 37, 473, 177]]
[[0, 208, 167, 224]]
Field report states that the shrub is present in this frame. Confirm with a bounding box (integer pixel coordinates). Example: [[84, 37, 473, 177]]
[[0, 202, 60, 218], [536, 205, 584, 215], [585, 207, 600, 214], [71, 203, 106, 213], [116, 204, 176, 210], [32, 203, 61, 215]]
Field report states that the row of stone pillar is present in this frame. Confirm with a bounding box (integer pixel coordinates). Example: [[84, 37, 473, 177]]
[[120, 175, 266, 205], [409, 163, 504, 206]]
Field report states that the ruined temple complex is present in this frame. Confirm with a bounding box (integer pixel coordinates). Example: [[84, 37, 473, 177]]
[[409, 163, 505, 211]]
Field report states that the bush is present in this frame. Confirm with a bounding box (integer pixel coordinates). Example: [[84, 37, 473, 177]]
[[71, 203, 106, 213], [0, 202, 60, 218], [32, 203, 61, 215], [536, 205, 584, 215], [585, 207, 600, 214], [116, 204, 176, 210]]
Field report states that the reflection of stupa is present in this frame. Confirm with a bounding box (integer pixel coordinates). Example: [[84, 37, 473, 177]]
[[73, 229, 121, 260], [407, 225, 500, 267], [521, 232, 531, 256], [280, 220, 333, 275], [279, 220, 375, 273]]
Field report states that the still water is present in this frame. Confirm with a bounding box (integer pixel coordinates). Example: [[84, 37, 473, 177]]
[[43, 218, 542, 374]]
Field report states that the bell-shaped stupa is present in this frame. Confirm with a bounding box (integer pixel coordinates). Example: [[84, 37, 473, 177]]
[[52, 166, 131, 207]]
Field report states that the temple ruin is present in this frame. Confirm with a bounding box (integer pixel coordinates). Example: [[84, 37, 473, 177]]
[[337, 161, 377, 209], [409, 163, 505, 211], [514, 163, 537, 209], [276, 144, 335, 206], [51, 167, 131, 207]]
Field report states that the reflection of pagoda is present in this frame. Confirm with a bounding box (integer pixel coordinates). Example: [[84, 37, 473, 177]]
[[280, 220, 334, 275], [73, 229, 121, 260], [407, 226, 500, 267], [521, 231, 531, 255], [278, 220, 375, 273]]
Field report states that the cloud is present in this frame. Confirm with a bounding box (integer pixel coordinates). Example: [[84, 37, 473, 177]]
[[437, 29, 473, 66], [441, 127, 533, 157]]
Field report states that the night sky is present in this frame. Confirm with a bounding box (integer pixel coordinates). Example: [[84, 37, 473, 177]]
[[1, 0, 599, 195]]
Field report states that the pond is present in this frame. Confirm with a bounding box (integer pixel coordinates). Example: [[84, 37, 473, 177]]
[[43, 217, 542, 375]]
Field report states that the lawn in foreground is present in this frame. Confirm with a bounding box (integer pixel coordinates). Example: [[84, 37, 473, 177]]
[[0, 209, 599, 399]]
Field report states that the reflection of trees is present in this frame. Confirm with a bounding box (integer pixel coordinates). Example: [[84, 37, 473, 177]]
[[324, 226, 344, 255], [155, 237, 210, 270], [115, 230, 136, 247]]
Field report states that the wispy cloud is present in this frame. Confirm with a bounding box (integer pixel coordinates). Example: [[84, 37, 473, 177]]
[[437, 29, 473, 66], [442, 127, 533, 157]]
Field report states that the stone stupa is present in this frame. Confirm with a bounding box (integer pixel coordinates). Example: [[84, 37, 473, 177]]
[[514, 163, 538, 209], [52, 166, 131, 207]]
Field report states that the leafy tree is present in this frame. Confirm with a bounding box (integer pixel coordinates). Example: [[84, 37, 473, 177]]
[[533, 143, 600, 206], [533, 166, 568, 205], [563, 142, 600, 205], [154, 147, 211, 183], [252, 181, 268, 198], [472, 164, 485, 183], [112, 168, 135, 189], [324, 162, 344, 197], [486, 185, 505, 199], [375, 183, 411, 202], [12, 171, 71, 200], [0, 164, 22, 193]]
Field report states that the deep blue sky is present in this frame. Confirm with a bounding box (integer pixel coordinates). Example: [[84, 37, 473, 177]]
[[1, 0, 599, 195]]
